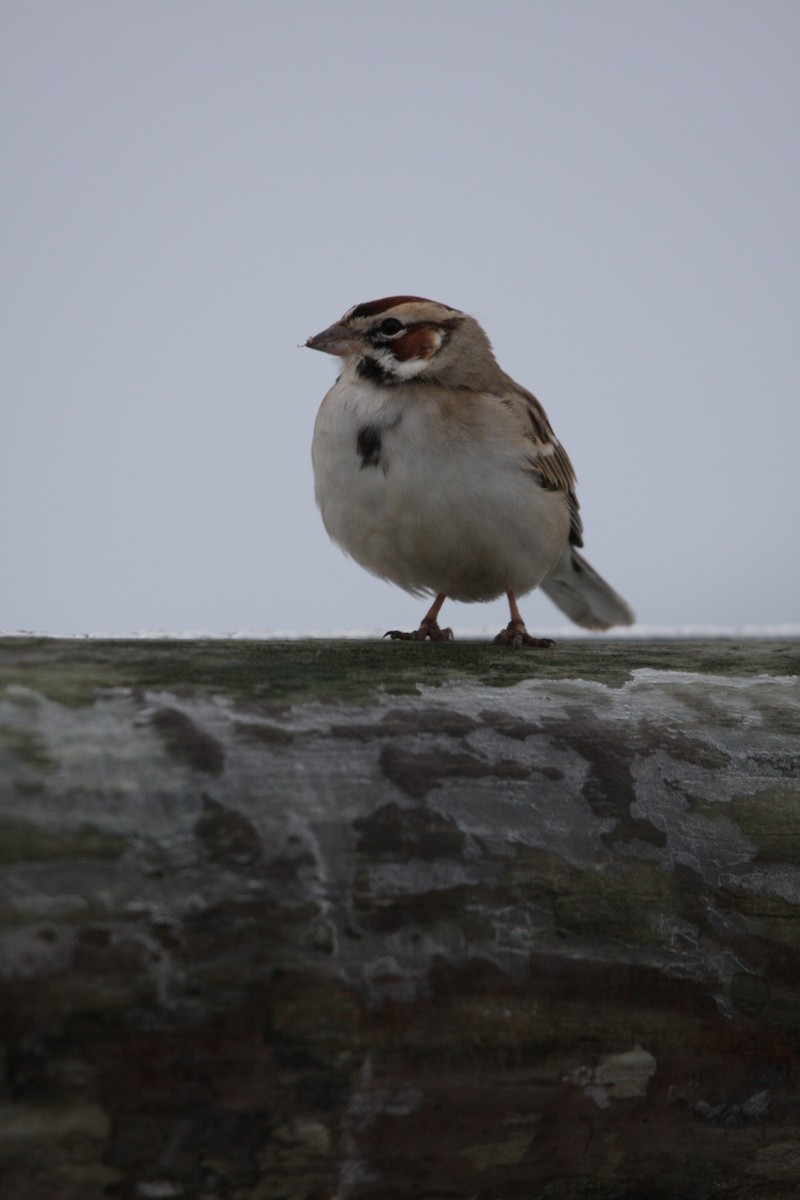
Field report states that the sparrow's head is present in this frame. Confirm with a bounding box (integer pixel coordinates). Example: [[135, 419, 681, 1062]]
[[306, 296, 499, 388]]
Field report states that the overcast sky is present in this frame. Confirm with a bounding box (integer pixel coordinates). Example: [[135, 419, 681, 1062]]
[[2, 1, 798, 636]]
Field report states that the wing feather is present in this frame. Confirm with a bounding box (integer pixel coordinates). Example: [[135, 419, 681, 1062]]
[[501, 383, 584, 547]]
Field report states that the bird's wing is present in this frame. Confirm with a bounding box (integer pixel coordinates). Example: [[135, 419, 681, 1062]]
[[500, 383, 584, 548]]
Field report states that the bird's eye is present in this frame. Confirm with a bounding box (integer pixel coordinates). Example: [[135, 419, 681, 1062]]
[[378, 318, 403, 336]]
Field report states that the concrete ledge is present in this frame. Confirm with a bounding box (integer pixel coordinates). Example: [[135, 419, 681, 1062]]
[[0, 637, 799, 1199]]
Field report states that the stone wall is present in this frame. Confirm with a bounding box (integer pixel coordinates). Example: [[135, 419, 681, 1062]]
[[0, 637, 798, 1199]]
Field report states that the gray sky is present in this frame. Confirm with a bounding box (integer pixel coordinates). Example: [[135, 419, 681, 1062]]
[[2, 1, 798, 635]]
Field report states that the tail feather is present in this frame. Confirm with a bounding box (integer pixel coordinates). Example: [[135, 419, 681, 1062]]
[[540, 547, 635, 631]]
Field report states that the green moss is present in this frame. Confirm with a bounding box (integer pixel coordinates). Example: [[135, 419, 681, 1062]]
[[149, 706, 225, 774], [696, 786, 800, 864], [550, 860, 674, 944], [11, 778, 47, 797], [1, 637, 797, 710], [0, 815, 128, 863], [0, 726, 56, 771], [194, 797, 263, 867], [717, 888, 800, 951]]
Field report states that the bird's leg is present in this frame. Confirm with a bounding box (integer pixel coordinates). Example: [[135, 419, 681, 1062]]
[[494, 591, 555, 649], [385, 593, 454, 642]]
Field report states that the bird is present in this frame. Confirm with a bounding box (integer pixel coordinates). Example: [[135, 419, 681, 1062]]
[[306, 295, 634, 646]]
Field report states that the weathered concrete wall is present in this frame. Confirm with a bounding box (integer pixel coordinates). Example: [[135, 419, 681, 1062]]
[[0, 637, 798, 1199]]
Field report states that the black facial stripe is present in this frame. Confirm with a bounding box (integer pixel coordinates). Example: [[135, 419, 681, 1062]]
[[366, 319, 425, 347], [367, 325, 406, 348], [357, 356, 397, 385], [356, 424, 382, 468]]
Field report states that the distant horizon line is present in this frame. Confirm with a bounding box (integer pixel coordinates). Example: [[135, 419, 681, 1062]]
[[3, 624, 799, 641]]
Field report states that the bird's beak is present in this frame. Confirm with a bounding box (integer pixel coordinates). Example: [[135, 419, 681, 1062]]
[[305, 321, 360, 356]]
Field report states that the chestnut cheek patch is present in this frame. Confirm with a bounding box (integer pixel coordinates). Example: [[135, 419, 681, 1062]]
[[392, 326, 441, 362]]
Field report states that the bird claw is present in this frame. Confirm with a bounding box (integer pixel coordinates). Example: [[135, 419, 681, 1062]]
[[493, 621, 555, 650], [385, 620, 454, 642]]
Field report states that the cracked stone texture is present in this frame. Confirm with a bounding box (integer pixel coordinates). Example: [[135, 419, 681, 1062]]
[[0, 636, 798, 1199]]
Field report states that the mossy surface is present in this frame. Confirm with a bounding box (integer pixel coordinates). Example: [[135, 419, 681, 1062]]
[[0, 815, 127, 863], [1, 636, 797, 708], [0, 635, 798, 1199]]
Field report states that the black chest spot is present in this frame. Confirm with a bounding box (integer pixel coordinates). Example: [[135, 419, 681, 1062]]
[[356, 424, 382, 468]]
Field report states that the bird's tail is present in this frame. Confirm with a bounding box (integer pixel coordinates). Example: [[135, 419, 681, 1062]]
[[540, 546, 635, 631]]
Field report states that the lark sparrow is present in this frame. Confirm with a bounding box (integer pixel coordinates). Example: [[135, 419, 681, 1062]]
[[307, 296, 634, 645]]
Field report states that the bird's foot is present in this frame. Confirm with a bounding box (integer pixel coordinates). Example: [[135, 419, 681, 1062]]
[[493, 620, 555, 650], [385, 619, 454, 642]]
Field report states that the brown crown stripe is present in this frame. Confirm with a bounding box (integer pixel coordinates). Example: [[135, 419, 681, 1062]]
[[349, 296, 456, 320]]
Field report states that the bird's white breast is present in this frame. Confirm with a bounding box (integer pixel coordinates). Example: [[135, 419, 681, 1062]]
[[312, 372, 570, 602]]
